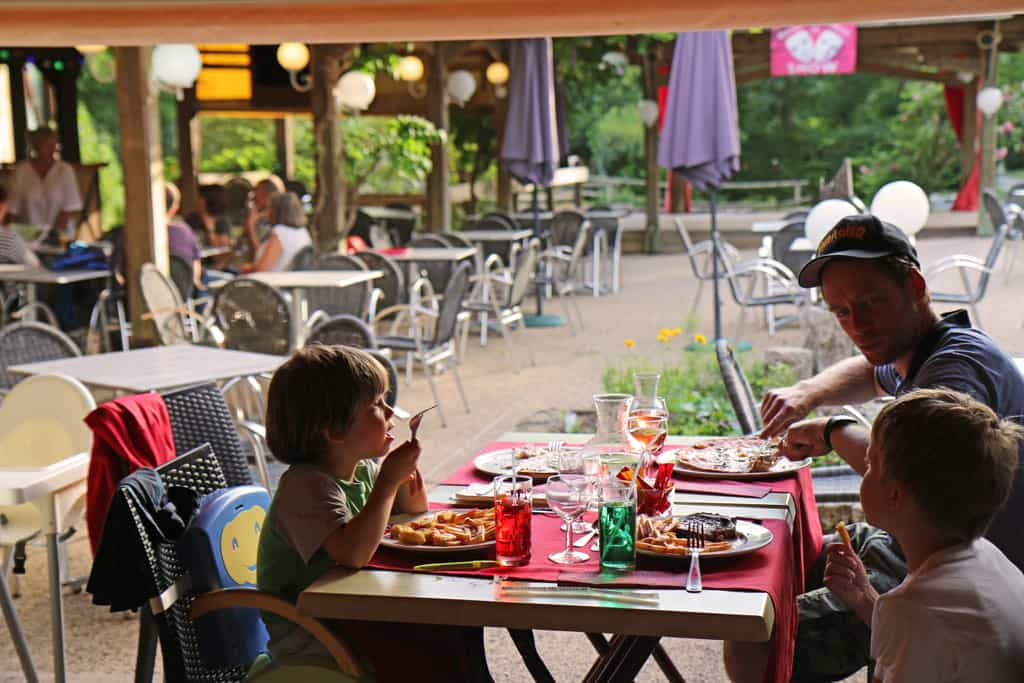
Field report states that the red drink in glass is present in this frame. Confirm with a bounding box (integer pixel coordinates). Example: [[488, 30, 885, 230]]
[[494, 474, 532, 566]]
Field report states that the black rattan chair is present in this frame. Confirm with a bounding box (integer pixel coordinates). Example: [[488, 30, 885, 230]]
[[715, 339, 762, 435], [162, 382, 256, 488], [303, 254, 373, 320], [352, 251, 406, 312], [305, 314, 377, 350], [367, 350, 401, 414], [286, 244, 318, 271], [439, 233, 474, 249], [0, 321, 81, 393], [212, 278, 291, 356], [549, 210, 586, 250], [409, 235, 454, 296], [169, 254, 195, 302]]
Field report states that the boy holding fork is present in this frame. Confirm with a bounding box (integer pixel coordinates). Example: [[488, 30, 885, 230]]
[[824, 388, 1024, 682]]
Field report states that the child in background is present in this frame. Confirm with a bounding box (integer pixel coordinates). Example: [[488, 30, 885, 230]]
[[257, 345, 490, 681], [824, 388, 1024, 682]]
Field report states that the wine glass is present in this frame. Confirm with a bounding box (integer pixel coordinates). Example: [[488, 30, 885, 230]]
[[545, 474, 591, 564], [628, 413, 668, 482]]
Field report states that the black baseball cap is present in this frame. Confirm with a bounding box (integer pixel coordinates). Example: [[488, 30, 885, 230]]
[[797, 214, 920, 287]]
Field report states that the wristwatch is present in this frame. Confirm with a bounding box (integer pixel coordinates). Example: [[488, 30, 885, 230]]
[[823, 415, 859, 452]]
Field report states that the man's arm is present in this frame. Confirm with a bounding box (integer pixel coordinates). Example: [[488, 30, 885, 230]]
[[761, 355, 883, 437], [776, 417, 870, 474]]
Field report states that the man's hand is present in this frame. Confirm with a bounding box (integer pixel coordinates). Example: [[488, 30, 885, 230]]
[[823, 542, 877, 624], [760, 384, 818, 438], [776, 417, 830, 459], [378, 439, 422, 488]]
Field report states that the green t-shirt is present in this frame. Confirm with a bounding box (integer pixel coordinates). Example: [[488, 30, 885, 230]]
[[257, 460, 377, 658]]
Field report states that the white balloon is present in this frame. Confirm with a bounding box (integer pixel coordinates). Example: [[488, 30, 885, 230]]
[[637, 99, 659, 127], [447, 70, 477, 105], [870, 180, 930, 236], [152, 44, 202, 90], [334, 71, 376, 111], [976, 87, 1004, 117], [805, 199, 860, 248]]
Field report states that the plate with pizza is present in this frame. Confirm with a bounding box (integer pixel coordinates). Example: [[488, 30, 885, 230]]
[[636, 512, 773, 560], [670, 437, 811, 480], [381, 508, 496, 554], [473, 445, 577, 481]]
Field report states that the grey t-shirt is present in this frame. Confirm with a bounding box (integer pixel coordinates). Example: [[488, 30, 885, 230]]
[[875, 309, 1024, 571]]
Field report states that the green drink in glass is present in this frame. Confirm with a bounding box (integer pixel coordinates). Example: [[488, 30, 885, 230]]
[[599, 480, 637, 571]]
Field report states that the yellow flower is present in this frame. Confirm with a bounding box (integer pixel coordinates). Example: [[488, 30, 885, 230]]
[[658, 327, 672, 339], [671, 327, 682, 337], [657, 333, 669, 344], [694, 333, 708, 345], [624, 338, 635, 349]]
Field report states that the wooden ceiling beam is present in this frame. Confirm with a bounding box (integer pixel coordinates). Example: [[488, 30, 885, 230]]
[[1, 1, 1022, 47]]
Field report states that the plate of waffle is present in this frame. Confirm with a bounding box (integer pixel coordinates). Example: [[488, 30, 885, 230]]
[[473, 445, 574, 481], [382, 508, 496, 553], [670, 437, 810, 479], [636, 512, 773, 559]]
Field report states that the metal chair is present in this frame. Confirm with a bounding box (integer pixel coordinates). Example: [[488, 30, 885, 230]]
[[303, 253, 375, 321], [305, 314, 378, 350], [439, 232, 474, 249], [717, 237, 806, 340], [168, 253, 195, 302], [536, 220, 592, 333], [462, 239, 539, 372], [367, 350, 404, 417], [376, 262, 473, 427], [548, 209, 586, 250], [161, 381, 262, 489], [0, 321, 81, 394], [352, 250, 406, 313], [212, 278, 292, 356], [138, 263, 218, 347], [715, 340, 761, 434], [286, 244, 318, 271], [928, 189, 1008, 329], [118, 445, 364, 683], [409, 235, 454, 296], [673, 217, 743, 324], [479, 211, 518, 231], [586, 206, 626, 294]]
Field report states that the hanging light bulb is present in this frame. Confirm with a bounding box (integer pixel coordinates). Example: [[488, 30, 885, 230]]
[[75, 45, 107, 55], [398, 55, 425, 82], [151, 44, 202, 100], [277, 43, 312, 92], [334, 71, 376, 112], [446, 70, 476, 106], [485, 61, 509, 86], [977, 86, 1004, 117]]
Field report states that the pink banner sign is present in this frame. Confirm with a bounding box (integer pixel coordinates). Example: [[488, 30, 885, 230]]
[[771, 24, 857, 77]]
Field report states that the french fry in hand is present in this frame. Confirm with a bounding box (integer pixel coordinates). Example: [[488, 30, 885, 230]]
[[836, 521, 852, 546]]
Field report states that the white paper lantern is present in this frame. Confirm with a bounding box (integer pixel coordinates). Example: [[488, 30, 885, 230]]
[[637, 99, 659, 127], [447, 69, 477, 105], [152, 44, 202, 99], [398, 55, 424, 82], [977, 86, 1004, 117], [602, 51, 629, 74], [870, 181, 930, 237], [276, 43, 310, 73], [805, 199, 860, 248], [485, 61, 510, 86], [334, 71, 376, 111]]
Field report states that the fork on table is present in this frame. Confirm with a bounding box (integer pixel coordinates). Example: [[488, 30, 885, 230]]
[[686, 520, 704, 593]]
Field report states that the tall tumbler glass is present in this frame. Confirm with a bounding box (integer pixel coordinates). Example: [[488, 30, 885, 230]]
[[494, 474, 532, 566], [599, 479, 637, 571]]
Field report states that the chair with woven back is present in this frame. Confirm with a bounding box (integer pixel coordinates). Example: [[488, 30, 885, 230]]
[[408, 235, 454, 296], [439, 232, 474, 249], [715, 339, 761, 435], [286, 244, 318, 272], [115, 444, 365, 683], [0, 321, 81, 394], [305, 314, 377, 350], [168, 254, 196, 302], [586, 205, 626, 294], [927, 189, 1009, 329], [212, 278, 292, 356], [376, 262, 473, 427], [470, 215, 519, 274], [351, 250, 406, 314], [536, 219, 592, 333], [479, 211, 518, 231], [138, 263, 215, 347]]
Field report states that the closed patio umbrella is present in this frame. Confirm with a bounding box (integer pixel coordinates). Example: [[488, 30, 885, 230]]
[[657, 30, 740, 341], [501, 37, 563, 324]]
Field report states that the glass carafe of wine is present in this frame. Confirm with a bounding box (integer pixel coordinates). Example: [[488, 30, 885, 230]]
[[580, 393, 644, 475], [631, 372, 668, 419]]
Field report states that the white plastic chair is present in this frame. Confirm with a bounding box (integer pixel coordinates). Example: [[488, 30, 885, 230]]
[[0, 373, 96, 682]]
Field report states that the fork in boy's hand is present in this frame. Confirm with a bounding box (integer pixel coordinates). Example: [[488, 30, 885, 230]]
[[686, 521, 704, 593], [408, 404, 438, 441]]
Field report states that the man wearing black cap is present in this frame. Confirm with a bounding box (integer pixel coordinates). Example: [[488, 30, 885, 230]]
[[724, 215, 1024, 682]]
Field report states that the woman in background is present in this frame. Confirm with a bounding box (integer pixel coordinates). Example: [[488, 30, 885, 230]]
[[240, 192, 312, 273]]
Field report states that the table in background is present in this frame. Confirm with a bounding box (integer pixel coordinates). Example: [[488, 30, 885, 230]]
[[211, 270, 381, 350], [0, 268, 111, 321], [0, 451, 90, 683], [9, 344, 284, 394], [373, 246, 477, 289]]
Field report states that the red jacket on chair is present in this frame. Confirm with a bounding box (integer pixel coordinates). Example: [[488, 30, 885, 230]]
[[85, 393, 176, 554]]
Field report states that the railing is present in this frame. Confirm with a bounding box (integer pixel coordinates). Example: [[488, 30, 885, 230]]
[[582, 175, 810, 210]]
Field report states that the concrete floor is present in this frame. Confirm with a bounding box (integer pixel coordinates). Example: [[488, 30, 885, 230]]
[[4, 231, 1020, 681]]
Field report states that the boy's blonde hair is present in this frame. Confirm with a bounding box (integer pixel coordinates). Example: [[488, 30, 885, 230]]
[[872, 388, 1021, 541], [266, 345, 388, 465]]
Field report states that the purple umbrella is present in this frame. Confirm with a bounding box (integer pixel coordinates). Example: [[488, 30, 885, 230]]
[[501, 37, 564, 321], [658, 30, 740, 341]]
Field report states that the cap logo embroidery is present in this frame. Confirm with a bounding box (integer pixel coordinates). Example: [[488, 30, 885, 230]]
[[818, 224, 867, 255]]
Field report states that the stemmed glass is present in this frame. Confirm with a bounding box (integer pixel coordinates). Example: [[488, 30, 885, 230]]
[[545, 474, 592, 564], [628, 413, 673, 517]]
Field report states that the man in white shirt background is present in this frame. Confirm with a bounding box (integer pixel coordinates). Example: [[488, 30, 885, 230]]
[[4, 127, 83, 243]]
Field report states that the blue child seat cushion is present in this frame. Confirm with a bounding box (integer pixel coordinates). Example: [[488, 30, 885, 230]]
[[178, 485, 271, 669]]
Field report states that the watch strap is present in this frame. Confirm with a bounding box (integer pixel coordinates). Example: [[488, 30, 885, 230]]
[[823, 415, 859, 452]]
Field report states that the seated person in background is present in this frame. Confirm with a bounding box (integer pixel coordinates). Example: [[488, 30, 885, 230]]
[[825, 388, 1024, 682], [164, 183, 203, 291], [4, 127, 82, 243], [226, 175, 283, 267], [185, 183, 232, 249], [0, 185, 40, 267], [257, 346, 489, 679], [240, 192, 311, 273]]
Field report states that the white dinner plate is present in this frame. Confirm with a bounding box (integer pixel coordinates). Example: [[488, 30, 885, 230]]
[[637, 519, 773, 560], [472, 446, 571, 481], [381, 512, 495, 554], [669, 450, 812, 480]]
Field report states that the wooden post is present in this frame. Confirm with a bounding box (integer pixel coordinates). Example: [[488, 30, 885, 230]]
[[310, 44, 347, 250], [642, 48, 660, 253], [495, 96, 512, 212], [960, 79, 978, 184], [114, 46, 167, 337], [425, 42, 450, 232], [8, 58, 27, 160], [275, 115, 296, 180], [176, 86, 200, 215], [979, 36, 999, 221]]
